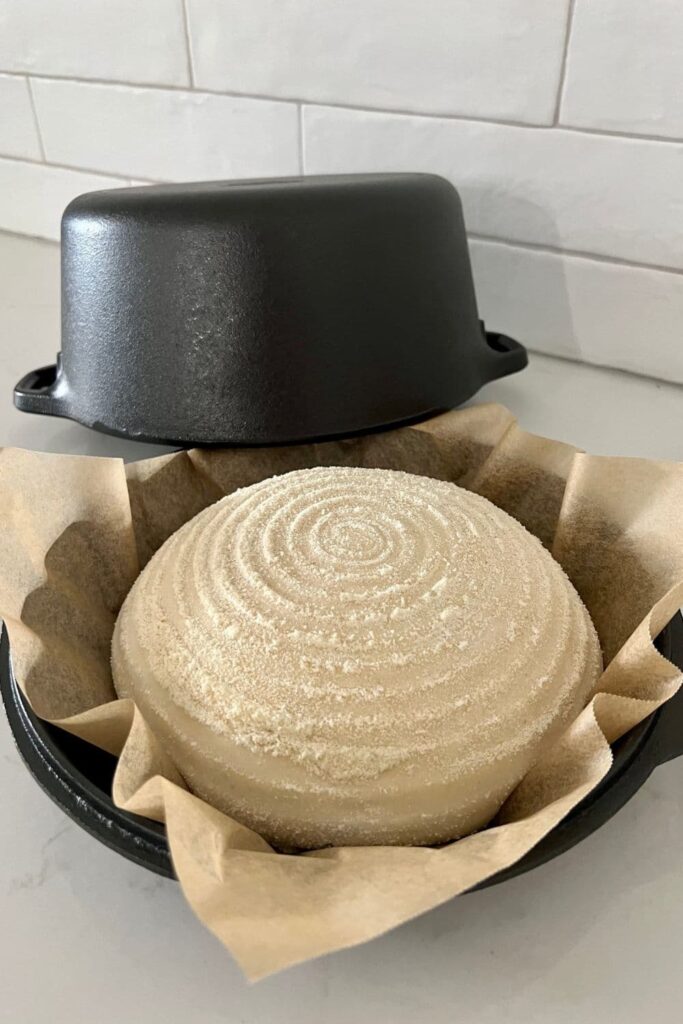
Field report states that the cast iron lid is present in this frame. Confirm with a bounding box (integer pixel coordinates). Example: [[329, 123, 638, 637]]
[[2, 615, 682, 884], [14, 173, 527, 446]]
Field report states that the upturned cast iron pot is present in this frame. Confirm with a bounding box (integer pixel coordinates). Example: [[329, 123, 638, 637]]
[[14, 173, 526, 446]]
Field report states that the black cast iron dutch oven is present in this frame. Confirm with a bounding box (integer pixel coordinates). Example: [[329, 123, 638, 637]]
[[2, 615, 682, 884], [14, 173, 526, 446]]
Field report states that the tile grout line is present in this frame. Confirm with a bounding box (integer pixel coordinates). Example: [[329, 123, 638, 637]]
[[468, 232, 683, 278], [0, 145, 680, 275], [1, 69, 682, 146], [0, 149, 680, 278], [524, 346, 683, 391], [0, 226, 63, 244], [25, 77, 47, 162], [552, 0, 578, 126], [0, 142, 681, 276], [180, 0, 196, 88], [0, 150, 153, 184], [294, 103, 683, 146]]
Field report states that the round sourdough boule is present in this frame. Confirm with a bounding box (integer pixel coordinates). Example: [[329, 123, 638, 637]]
[[111, 466, 602, 849]]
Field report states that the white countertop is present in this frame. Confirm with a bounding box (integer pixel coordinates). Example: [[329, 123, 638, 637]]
[[1, 343, 682, 1023]]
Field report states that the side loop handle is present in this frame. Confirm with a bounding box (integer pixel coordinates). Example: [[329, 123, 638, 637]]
[[482, 330, 528, 381], [13, 363, 65, 417]]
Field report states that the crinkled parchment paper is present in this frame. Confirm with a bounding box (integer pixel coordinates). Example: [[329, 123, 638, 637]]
[[1, 403, 682, 979]]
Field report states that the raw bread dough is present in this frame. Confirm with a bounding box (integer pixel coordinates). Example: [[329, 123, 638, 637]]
[[112, 467, 602, 849]]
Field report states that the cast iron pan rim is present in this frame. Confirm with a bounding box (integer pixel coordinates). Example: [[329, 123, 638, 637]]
[[13, 393, 461, 450], [0, 627, 171, 876], [1, 616, 681, 886], [13, 333, 528, 448]]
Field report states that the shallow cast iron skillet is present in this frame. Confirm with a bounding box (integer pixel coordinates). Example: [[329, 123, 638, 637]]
[[2, 616, 682, 886]]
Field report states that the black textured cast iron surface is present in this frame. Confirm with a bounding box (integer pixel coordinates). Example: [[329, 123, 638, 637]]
[[1, 615, 682, 884], [13, 174, 526, 446]]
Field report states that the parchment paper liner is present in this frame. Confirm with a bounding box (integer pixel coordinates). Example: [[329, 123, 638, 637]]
[[1, 402, 682, 980]]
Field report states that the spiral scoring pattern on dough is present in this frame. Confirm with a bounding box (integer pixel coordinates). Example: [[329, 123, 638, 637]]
[[112, 467, 602, 847]]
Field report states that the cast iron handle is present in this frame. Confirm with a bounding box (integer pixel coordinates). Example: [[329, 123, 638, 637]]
[[13, 362, 64, 417], [483, 330, 528, 382]]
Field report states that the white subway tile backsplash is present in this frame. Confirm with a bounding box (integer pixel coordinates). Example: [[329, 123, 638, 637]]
[[0, 0, 681, 386], [31, 79, 300, 182], [470, 238, 683, 383], [562, 0, 683, 139], [187, 0, 569, 125], [303, 105, 683, 271], [0, 0, 190, 87], [0, 75, 41, 160], [0, 158, 125, 240]]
